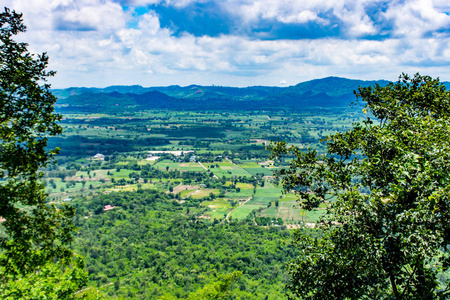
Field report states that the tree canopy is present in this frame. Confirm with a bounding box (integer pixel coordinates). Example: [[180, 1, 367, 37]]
[[0, 7, 86, 298], [271, 74, 450, 299]]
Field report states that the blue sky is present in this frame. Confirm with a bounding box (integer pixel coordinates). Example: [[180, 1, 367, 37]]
[[4, 0, 450, 88]]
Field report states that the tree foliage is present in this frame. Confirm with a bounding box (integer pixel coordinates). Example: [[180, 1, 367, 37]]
[[72, 189, 293, 299], [160, 271, 242, 300], [271, 74, 450, 299], [0, 7, 86, 297]]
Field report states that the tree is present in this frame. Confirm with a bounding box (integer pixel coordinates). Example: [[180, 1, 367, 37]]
[[270, 74, 450, 299], [0, 8, 86, 297], [160, 271, 242, 300]]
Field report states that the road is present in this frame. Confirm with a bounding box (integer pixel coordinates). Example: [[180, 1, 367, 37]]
[[198, 162, 219, 179], [225, 196, 253, 223]]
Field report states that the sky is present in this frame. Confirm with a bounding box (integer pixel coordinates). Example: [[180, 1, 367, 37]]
[[3, 0, 450, 88]]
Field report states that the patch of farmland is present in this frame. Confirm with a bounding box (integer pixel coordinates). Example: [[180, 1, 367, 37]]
[[230, 204, 263, 220], [238, 161, 274, 176], [171, 185, 199, 194], [190, 188, 219, 199], [245, 167, 273, 177], [202, 198, 232, 220], [226, 188, 254, 199], [155, 161, 206, 172], [246, 187, 282, 205], [208, 162, 250, 178], [235, 182, 254, 189], [113, 169, 139, 178], [258, 200, 326, 224]]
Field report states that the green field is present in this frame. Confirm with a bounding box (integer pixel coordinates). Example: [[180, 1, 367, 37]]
[[230, 204, 263, 220], [155, 161, 207, 172], [240, 162, 274, 176], [202, 198, 232, 220], [46, 108, 361, 226], [247, 187, 282, 205], [208, 161, 252, 178]]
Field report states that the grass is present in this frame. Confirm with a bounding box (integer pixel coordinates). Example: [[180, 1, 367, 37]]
[[301, 209, 324, 223], [202, 198, 232, 220], [246, 187, 282, 205], [226, 189, 254, 199], [257, 200, 326, 224], [113, 169, 138, 178], [230, 204, 263, 220], [190, 189, 218, 199], [137, 159, 156, 166], [179, 189, 195, 198], [207, 162, 251, 178], [235, 182, 254, 189], [239, 162, 274, 176], [154, 161, 207, 172]]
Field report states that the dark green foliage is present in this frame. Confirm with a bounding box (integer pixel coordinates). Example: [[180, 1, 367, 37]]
[[72, 189, 295, 299], [271, 74, 450, 299], [0, 7, 86, 297], [54, 77, 396, 113]]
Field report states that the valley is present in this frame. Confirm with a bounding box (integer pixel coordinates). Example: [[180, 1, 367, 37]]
[[43, 78, 371, 298]]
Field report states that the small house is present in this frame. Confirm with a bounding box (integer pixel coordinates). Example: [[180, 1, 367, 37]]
[[104, 205, 115, 211], [93, 153, 105, 160]]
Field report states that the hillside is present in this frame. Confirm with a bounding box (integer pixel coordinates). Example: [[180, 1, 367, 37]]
[[54, 77, 395, 112], [54, 77, 450, 113]]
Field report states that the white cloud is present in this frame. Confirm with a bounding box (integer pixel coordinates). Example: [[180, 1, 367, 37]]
[[221, 0, 383, 36], [277, 10, 321, 24], [3, 0, 450, 88], [53, 1, 126, 32], [384, 0, 450, 37], [4, 0, 128, 32]]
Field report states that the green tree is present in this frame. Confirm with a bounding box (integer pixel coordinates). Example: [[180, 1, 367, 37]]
[[0, 8, 86, 297], [159, 271, 242, 300], [271, 74, 450, 299]]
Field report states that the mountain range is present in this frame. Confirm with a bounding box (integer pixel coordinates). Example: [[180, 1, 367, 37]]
[[53, 77, 450, 112]]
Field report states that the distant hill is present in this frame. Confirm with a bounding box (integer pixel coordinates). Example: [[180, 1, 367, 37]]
[[54, 77, 450, 113]]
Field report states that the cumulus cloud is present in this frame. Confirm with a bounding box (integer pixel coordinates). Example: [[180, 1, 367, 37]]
[[52, 1, 126, 32], [277, 10, 323, 24], [384, 0, 450, 38], [2, 0, 450, 87]]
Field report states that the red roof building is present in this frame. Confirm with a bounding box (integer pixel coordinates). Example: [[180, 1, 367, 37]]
[[104, 205, 115, 211]]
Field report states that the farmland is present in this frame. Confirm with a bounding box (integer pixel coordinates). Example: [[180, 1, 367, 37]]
[[39, 78, 376, 298], [45, 105, 363, 226]]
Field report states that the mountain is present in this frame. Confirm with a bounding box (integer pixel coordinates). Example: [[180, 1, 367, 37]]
[[54, 77, 450, 113]]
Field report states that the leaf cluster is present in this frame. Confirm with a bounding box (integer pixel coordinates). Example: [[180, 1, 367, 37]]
[[0, 7, 86, 297], [271, 74, 450, 299]]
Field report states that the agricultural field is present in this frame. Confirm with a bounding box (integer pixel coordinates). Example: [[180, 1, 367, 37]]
[[45, 107, 363, 226]]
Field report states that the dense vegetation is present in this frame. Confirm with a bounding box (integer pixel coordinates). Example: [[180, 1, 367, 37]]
[[54, 77, 393, 114], [271, 74, 450, 299], [39, 77, 398, 298], [38, 82, 370, 298], [71, 189, 306, 299], [0, 8, 86, 299]]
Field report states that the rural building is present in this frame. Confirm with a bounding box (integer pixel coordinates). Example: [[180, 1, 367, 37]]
[[93, 153, 105, 160], [104, 205, 116, 211], [146, 153, 160, 161]]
